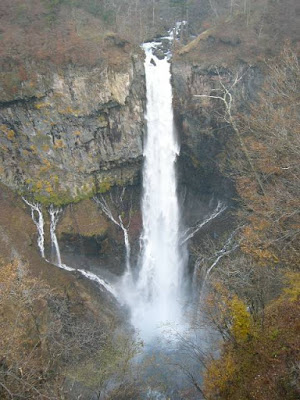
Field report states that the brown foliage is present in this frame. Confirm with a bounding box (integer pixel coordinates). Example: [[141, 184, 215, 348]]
[[0, 0, 134, 82], [0, 258, 125, 398], [0, 260, 59, 398], [233, 46, 300, 267], [203, 275, 300, 400], [190, 44, 300, 400]]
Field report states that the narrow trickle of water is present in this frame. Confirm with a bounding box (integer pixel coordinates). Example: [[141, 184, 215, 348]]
[[22, 198, 45, 258], [122, 42, 186, 341], [23, 199, 117, 297], [49, 205, 62, 267], [94, 196, 131, 275], [181, 201, 226, 245]]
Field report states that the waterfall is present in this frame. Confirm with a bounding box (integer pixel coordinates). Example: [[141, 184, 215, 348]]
[[203, 227, 241, 282], [181, 201, 227, 245], [123, 42, 186, 340], [22, 198, 45, 258], [194, 228, 241, 310], [23, 199, 117, 298], [94, 196, 131, 275], [78, 269, 117, 297], [49, 205, 62, 267]]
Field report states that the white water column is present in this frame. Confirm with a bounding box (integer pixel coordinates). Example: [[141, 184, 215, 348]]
[[22, 198, 45, 258], [49, 205, 62, 267], [127, 43, 185, 339]]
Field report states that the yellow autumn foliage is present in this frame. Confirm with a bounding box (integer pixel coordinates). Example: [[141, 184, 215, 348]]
[[203, 274, 300, 400], [283, 272, 300, 301], [204, 353, 236, 397], [229, 295, 251, 342]]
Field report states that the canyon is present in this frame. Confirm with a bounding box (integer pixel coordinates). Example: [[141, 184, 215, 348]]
[[0, 1, 299, 399]]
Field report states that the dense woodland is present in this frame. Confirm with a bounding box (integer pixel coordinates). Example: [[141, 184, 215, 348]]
[[0, 0, 299, 399]]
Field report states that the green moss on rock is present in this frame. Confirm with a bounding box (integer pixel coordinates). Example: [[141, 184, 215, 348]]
[[22, 176, 113, 207], [57, 198, 110, 238]]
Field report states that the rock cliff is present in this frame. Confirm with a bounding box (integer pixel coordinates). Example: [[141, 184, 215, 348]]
[[0, 49, 145, 205], [171, 23, 280, 204], [172, 0, 298, 201], [172, 56, 261, 201]]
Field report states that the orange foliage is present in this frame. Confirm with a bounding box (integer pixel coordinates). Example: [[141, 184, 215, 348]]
[[204, 274, 300, 400]]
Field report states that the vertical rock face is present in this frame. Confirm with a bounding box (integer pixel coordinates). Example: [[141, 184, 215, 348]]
[[172, 57, 262, 201], [0, 54, 146, 203], [170, 55, 261, 272], [172, 60, 233, 199]]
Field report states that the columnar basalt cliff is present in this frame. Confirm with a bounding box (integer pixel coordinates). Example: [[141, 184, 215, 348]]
[[0, 48, 145, 205]]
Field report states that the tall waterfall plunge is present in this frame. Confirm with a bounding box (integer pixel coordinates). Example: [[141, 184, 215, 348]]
[[122, 43, 186, 341]]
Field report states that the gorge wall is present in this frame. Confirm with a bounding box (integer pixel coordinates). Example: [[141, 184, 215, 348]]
[[0, 0, 297, 298], [0, 40, 146, 283], [171, 0, 298, 204], [0, 43, 145, 205], [172, 43, 262, 203], [0, 30, 259, 276]]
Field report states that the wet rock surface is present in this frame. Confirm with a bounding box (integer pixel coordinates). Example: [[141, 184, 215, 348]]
[[56, 186, 142, 276]]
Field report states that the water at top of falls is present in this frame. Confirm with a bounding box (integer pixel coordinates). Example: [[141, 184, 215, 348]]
[[122, 42, 186, 342]]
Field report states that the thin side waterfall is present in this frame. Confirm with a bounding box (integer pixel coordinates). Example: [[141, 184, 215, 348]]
[[181, 201, 227, 245], [194, 228, 241, 311], [49, 205, 62, 268], [123, 43, 186, 340], [94, 196, 131, 275], [23, 199, 117, 297], [78, 269, 117, 297], [22, 198, 45, 258]]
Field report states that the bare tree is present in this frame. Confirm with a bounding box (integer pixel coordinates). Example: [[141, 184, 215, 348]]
[[194, 68, 266, 195], [0, 259, 141, 399]]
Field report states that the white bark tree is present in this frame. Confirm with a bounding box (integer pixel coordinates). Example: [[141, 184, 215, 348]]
[[194, 68, 266, 196]]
